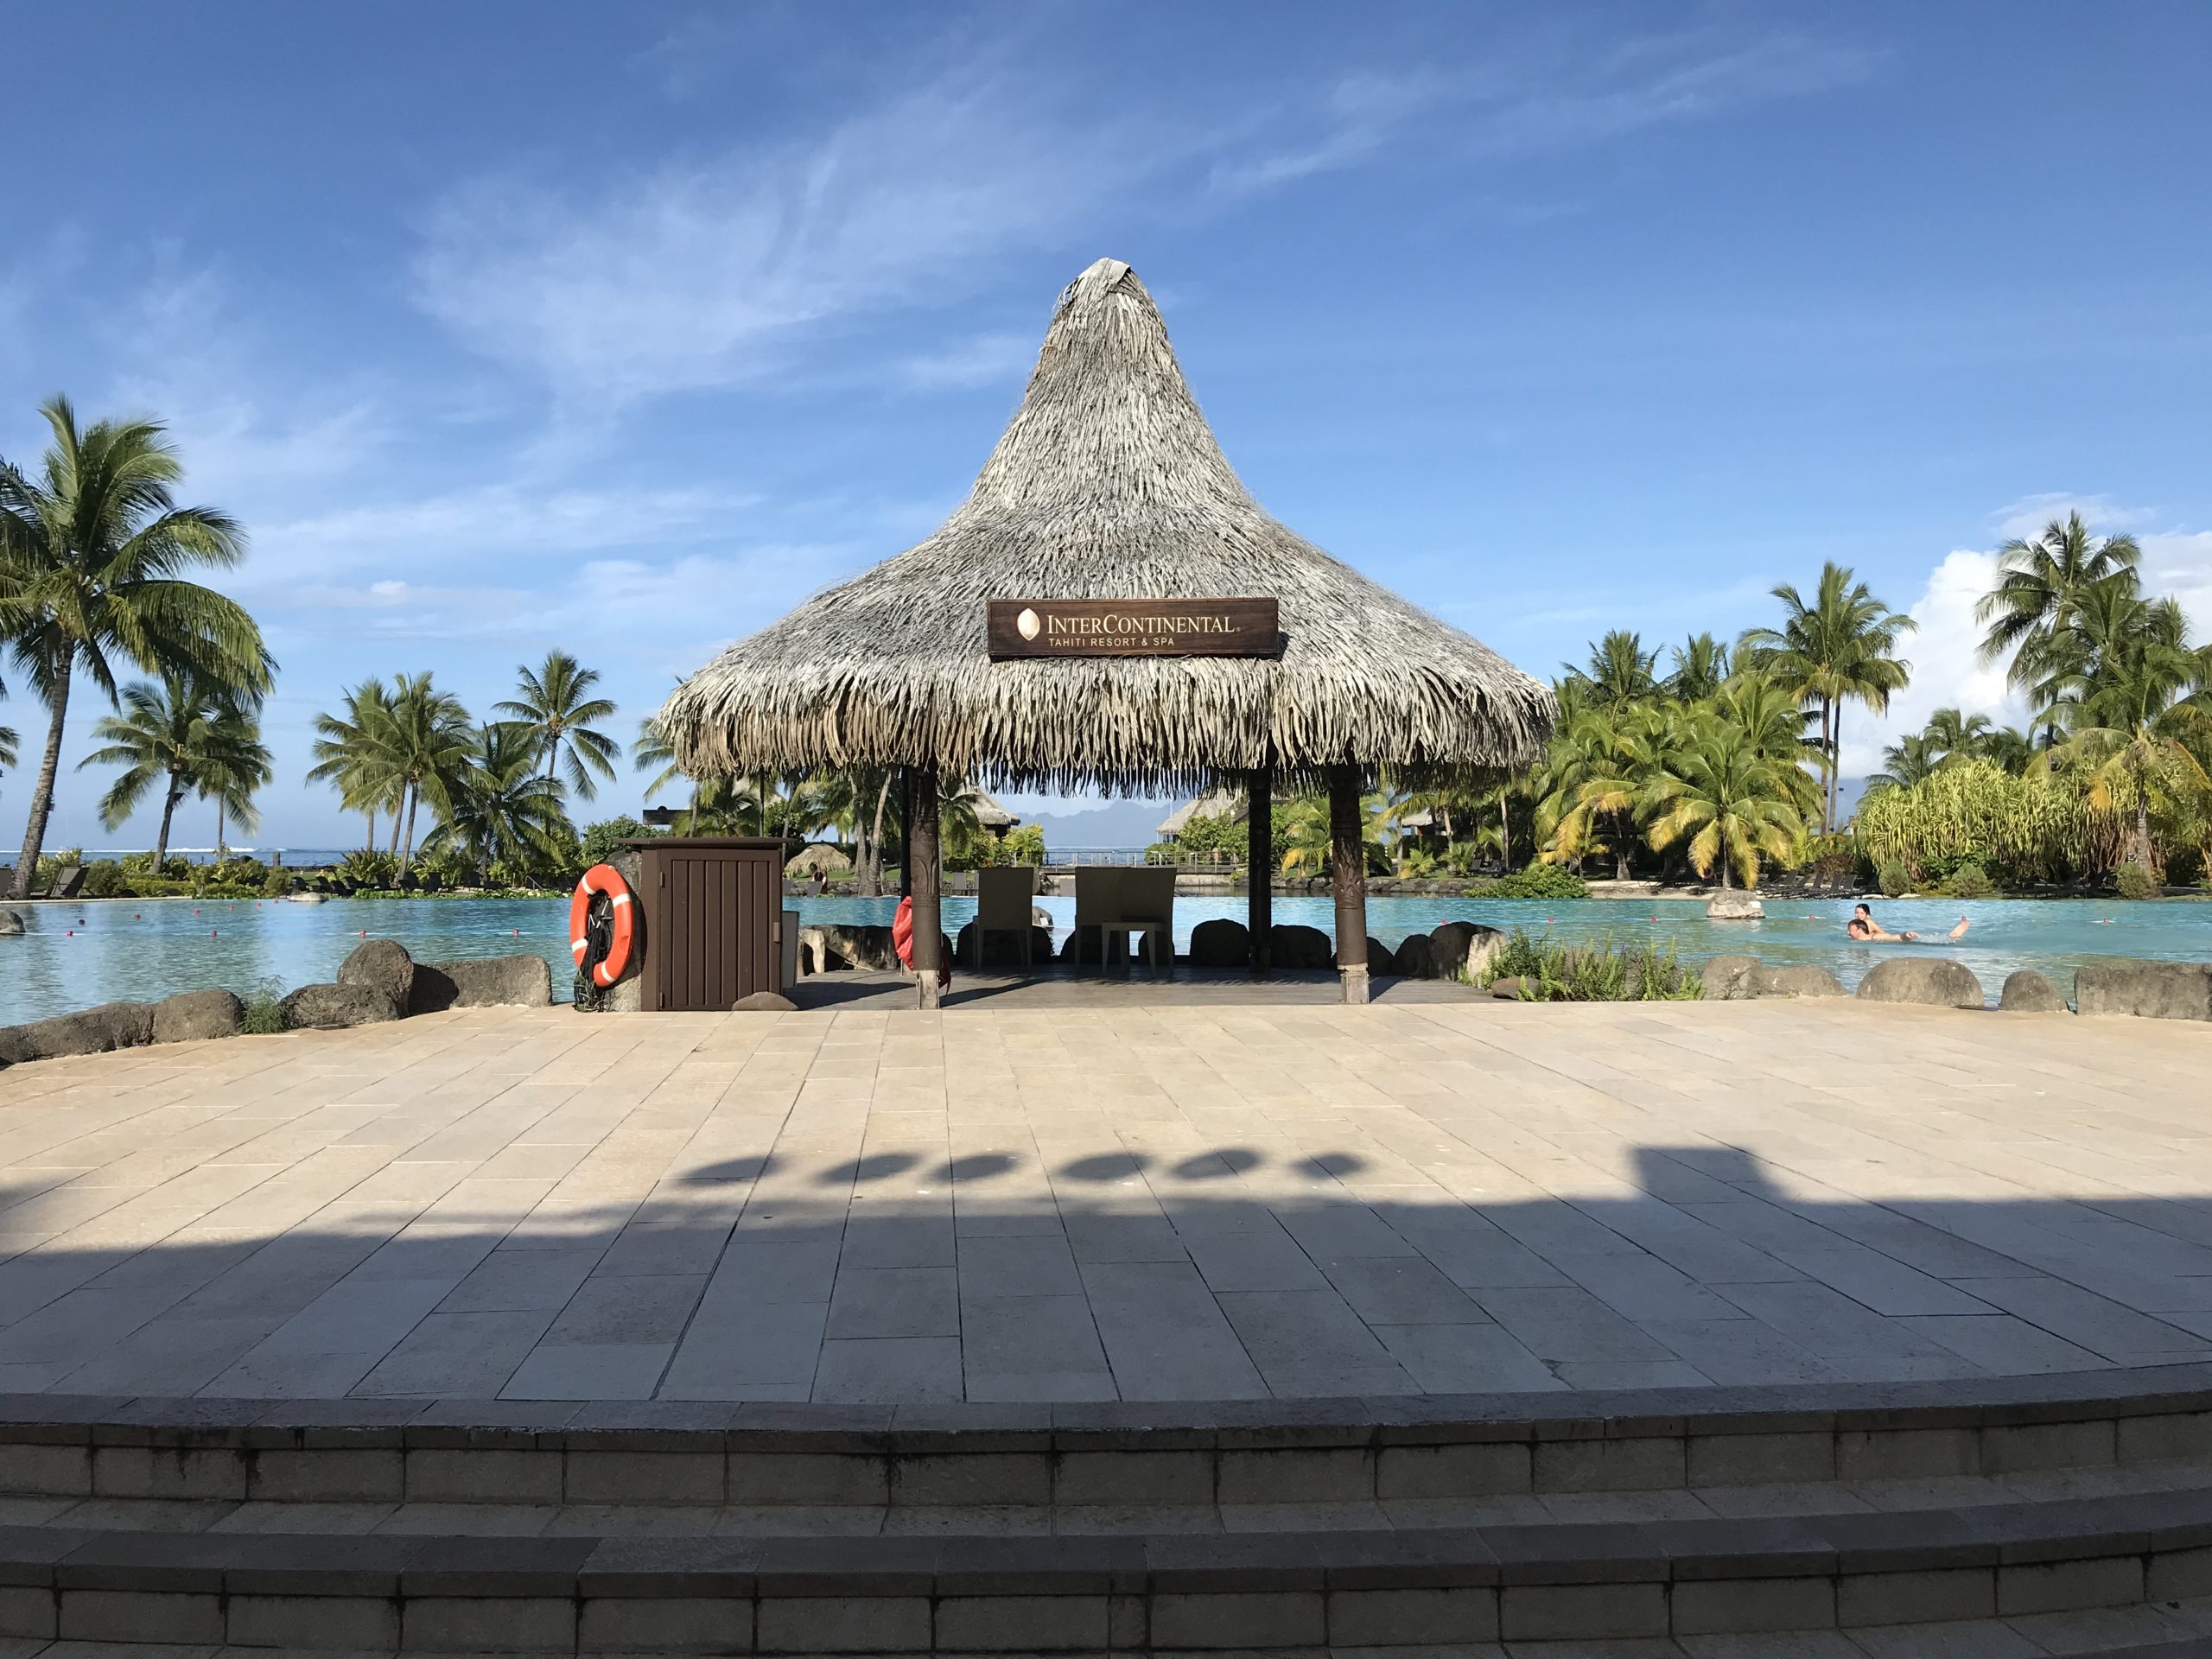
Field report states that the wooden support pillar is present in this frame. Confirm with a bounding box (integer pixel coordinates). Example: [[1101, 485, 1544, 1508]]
[[909, 762, 943, 1011], [1246, 764, 1273, 977], [1329, 766, 1370, 1006], [897, 770, 914, 899]]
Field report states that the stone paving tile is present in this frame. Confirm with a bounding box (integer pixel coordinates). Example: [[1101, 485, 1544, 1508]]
[[10, 1000, 2212, 1403]]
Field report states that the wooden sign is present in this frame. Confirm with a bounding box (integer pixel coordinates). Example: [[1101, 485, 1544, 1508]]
[[986, 597, 1280, 659]]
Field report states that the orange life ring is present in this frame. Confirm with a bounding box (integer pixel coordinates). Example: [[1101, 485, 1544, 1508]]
[[569, 864, 635, 988]]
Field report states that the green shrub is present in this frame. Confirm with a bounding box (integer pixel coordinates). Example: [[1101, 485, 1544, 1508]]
[[1470, 929, 1701, 1001], [580, 817, 650, 868], [337, 849, 399, 887], [1877, 860, 1911, 897], [1467, 862, 1587, 900], [2115, 862, 2161, 900], [1938, 862, 1993, 899], [263, 866, 294, 897], [81, 861, 132, 899], [240, 976, 286, 1034]]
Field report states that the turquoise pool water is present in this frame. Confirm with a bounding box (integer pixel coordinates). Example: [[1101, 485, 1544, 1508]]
[[4, 893, 2207, 1023]]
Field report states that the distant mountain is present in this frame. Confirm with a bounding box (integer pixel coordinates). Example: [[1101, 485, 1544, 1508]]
[[1021, 799, 1174, 849]]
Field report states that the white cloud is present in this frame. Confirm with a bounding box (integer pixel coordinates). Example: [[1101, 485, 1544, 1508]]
[[1839, 549, 2025, 776]]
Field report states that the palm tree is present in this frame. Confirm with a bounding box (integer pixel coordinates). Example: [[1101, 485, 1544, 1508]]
[[423, 723, 570, 883], [1643, 716, 1807, 889], [1709, 669, 1827, 823], [0, 397, 269, 898], [76, 669, 265, 864], [363, 673, 474, 871], [497, 652, 620, 802], [1978, 512, 2142, 741], [196, 699, 272, 855], [1666, 633, 1732, 702], [1869, 732, 1942, 791], [1738, 563, 1913, 835], [2037, 591, 2212, 870], [1564, 630, 1660, 705], [308, 678, 404, 849], [1920, 707, 1995, 766], [632, 715, 684, 802], [1981, 725, 2035, 776], [0, 677, 16, 780], [1540, 700, 1660, 879]]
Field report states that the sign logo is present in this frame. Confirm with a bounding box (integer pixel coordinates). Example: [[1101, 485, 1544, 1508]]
[[987, 597, 1280, 659]]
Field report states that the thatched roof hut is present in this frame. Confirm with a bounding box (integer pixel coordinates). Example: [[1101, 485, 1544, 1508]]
[[1157, 787, 1245, 840], [658, 258, 1550, 796], [785, 842, 854, 878], [970, 789, 1020, 833]]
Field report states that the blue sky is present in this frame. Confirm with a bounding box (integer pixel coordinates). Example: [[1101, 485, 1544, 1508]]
[[4, 3, 2209, 848]]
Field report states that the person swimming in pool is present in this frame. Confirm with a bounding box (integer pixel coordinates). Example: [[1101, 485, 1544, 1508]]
[[1846, 902, 1969, 943]]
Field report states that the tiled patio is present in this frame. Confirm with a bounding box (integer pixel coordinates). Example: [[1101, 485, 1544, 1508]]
[[1, 998, 2207, 1403]]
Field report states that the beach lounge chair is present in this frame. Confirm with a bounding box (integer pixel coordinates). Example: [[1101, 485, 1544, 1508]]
[[49, 865, 86, 901], [969, 866, 1037, 969], [1074, 867, 1174, 977]]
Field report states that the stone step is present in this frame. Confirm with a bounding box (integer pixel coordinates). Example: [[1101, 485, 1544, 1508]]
[[10, 1365, 2212, 1511], [4, 1486, 2212, 1652], [10, 1456, 2212, 1539]]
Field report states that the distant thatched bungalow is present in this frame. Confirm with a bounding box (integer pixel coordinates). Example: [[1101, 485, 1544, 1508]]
[[660, 259, 1551, 1004]]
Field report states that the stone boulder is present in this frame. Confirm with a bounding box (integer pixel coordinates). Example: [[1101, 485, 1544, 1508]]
[[336, 938, 415, 1016], [798, 924, 903, 974], [1363, 937, 1398, 978], [0, 909, 22, 938], [1268, 924, 1334, 969], [152, 988, 245, 1044], [2075, 958, 2212, 1022], [1706, 893, 1765, 921], [1857, 957, 1984, 1010], [1392, 932, 1439, 980], [733, 991, 797, 1011], [409, 955, 554, 1014], [1747, 963, 1845, 999], [281, 982, 404, 1031], [1700, 955, 1759, 1000], [1999, 969, 2071, 1014], [1188, 918, 1250, 968], [1460, 925, 1508, 982], [1488, 976, 1534, 1000], [0, 1001, 156, 1065], [1428, 921, 1478, 972]]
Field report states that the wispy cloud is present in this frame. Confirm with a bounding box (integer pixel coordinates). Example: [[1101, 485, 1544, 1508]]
[[894, 331, 1035, 391], [1210, 29, 1873, 194], [410, 82, 1166, 403], [414, 21, 1867, 407], [1990, 492, 2159, 540], [258, 481, 762, 575]]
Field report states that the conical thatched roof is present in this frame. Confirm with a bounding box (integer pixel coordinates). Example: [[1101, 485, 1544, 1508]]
[[660, 258, 1552, 794]]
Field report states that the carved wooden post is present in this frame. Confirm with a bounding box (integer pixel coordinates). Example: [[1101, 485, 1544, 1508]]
[[897, 769, 914, 899], [1247, 763, 1273, 976], [910, 764, 943, 1011], [1329, 766, 1369, 1006]]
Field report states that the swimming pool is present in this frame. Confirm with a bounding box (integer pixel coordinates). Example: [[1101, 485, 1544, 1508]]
[[3, 893, 2206, 1023]]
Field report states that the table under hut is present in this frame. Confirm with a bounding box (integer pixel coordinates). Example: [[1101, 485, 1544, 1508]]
[[657, 257, 1552, 1006]]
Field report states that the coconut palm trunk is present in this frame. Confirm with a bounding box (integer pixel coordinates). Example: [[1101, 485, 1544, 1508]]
[[155, 774, 185, 866], [401, 783, 421, 872], [10, 660, 73, 897]]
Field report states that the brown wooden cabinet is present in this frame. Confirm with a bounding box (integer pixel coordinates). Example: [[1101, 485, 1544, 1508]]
[[625, 838, 787, 1011]]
